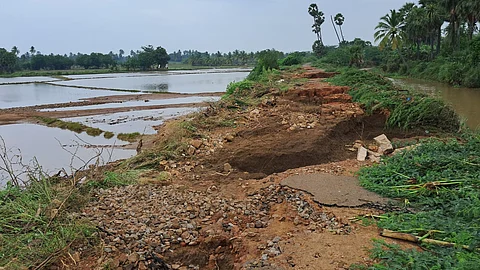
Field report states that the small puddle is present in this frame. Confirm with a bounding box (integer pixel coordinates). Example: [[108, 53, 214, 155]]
[[0, 124, 135, 187], [40, 96, 219, 112], [62, 107, 199, 134]]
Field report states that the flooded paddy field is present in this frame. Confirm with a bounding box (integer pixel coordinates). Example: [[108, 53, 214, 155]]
[[0, 69, 248, 185]]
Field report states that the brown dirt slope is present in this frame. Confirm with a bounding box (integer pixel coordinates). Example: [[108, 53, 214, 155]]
[[66, 68, 419, 270]]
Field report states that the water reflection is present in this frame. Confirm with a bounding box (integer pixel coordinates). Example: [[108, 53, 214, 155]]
[[0, 83, 133, 109], [52, 72, 248, 93], [0, 124, 135, 186], [143, 83, 169, 92]]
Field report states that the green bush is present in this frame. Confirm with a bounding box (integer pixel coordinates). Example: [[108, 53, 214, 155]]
[[463, 67, 480, 88], [224, 80, 255, 97], [247, 49, 282, 81], [280, 53, 303, 66]]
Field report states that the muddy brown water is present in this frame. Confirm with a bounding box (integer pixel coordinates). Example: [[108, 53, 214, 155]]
[[392, 78, 480, 129]]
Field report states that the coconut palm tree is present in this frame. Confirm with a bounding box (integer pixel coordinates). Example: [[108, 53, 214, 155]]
[[458, 0, 480, 40], [374, 9, 406, 50], [11, 46, 19, 56]]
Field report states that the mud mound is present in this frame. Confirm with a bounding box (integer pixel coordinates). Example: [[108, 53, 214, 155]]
[[220, 114, 391, 176], [287, 82, 351, 104]]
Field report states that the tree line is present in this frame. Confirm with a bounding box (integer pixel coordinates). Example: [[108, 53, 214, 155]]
[[0, 45, 265, 74], [374, 0, 480, 87]]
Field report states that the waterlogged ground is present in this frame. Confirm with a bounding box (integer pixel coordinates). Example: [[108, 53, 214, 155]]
[[0, 69, 248, 185], [0, 83, 133, 109], [0, 124, 135, 186], [63, 107, 199, 135], [53, 71, 248, 93]]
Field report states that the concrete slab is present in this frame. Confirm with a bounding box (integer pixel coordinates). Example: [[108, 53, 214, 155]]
[[281, 173, 389, 207]]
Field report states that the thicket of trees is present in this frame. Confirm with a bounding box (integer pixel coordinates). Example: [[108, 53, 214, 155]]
[[0, 45, 264, 74], [168, 50, 259, 67], [307, 1, 480, 87], [374, 0, 480, 87]]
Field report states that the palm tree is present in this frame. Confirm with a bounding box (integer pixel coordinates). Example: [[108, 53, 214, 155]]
[[424, 3, 444, 57], [458, 0, 480, 40], [308, 3, 325, 45], [11, 46, 19, 56], [374, 9, 406, 50], [334, 13, 345, 42], [29, 46, 36, 56], [442, 0, 460, 49]]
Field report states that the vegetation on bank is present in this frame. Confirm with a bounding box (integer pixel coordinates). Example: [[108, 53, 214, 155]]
[[0, 178, 95, 269], [36, 117, 103, 137], [354, 134, 480, 269], [117, 132, 141, 143], [35, 117, 141, 142], [326, 69, 461, 132]]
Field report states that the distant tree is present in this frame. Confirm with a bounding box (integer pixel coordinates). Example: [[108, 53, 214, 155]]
[[119, 49, 125, 58], [11, 46, 20, 56], [29, 46, 36, 56], [308, 3, 326, 55], [0, 48, 17, 73], [136, 45, 170, 70], [334, 13, 346, 42]]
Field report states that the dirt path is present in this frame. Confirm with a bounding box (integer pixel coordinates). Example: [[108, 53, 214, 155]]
[[67, 68, 420, 270]]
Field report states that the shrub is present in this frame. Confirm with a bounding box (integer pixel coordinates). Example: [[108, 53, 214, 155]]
[[224, 80, 255, 97], [280, 53, 303, 66]]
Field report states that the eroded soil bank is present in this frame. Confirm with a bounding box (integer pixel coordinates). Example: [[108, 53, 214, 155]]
[[56, 67, 422, 270]]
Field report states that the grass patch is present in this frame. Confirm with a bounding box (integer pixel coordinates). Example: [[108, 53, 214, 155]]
[[0, 179, 95, 269], [123, 120, 196, 170], [326, 69, 461, 132], [117, 132, 141, 142], [85, 127, 103, 137], [86, 171, 138, 189], [36, 116, 106, 136], [103, 131, 114, 139], [356, 133, 480, 269]]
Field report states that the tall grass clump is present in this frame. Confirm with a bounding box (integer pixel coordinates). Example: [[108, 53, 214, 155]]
[[0, 179, 94, 269], [327, 69, 461, 132], [355, 134, 480, 269]]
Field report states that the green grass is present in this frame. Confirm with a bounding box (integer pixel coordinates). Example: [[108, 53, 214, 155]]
[[103, 131, 115, 139], [355, 133, 480, 269], [86, 171, 138, 189], [36, 116, 105, 136], [326, 69, 461, 132], [0, 179, 95, 269], [117, 132, 141, 142]]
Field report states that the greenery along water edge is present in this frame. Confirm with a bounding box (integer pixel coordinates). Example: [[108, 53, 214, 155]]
[[353, 133, 480, 269], [325, 69, 461, 132]]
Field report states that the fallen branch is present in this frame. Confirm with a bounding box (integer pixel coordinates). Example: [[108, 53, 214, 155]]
[[380, 229, 480, 252]]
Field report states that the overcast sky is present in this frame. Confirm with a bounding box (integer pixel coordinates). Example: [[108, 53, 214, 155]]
[[0, 0, 412, 55]]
